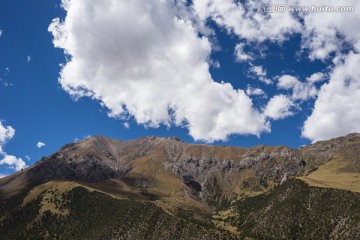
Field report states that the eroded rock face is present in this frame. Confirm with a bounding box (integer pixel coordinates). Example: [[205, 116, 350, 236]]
[[162, 143, 309, 206], [27, 136, 131, 183]]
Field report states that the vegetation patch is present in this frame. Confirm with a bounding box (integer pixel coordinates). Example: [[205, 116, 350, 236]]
[[298, 155, 360, 193], [232, 179, 360, 239]]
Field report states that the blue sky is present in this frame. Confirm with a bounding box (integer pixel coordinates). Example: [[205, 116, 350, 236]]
[[1, 0, 359, 177]]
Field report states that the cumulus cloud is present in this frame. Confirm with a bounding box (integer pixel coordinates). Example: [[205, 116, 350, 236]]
[[277, 75, 299, 90], [193, 0, 360, 61], [264, 95, 296, 120], [234, 43, 253, 62], [296, 1, 360, 141], [296, 0, 360, 60], [211, 60, 221, 68], [49, 0, 269, 142], [0, 155, 26, 171], [277, 74, 318, 101], [245, 85, 266, 97], [0, 121, 15, 145], [192, 0, 301, 43], [0, 121, 26, 171], [49, 0, 360, 142], [195, 0, 360, 142], [302, 52, 360, 141], [306, 72, 326, 84], [249, 65, 272, 84], [37, 142, 45, 148]]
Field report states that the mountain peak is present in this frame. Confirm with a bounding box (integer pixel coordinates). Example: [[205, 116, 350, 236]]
[[166, 136, 181, 141]]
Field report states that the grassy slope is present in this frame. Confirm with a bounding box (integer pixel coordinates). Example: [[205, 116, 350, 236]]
[[0, 184, 235, 240], [298, 158, 360, 193], [298, 149, 360, 193]]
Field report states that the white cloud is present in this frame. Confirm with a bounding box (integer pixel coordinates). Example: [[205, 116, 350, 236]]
[[37, 141, 45, 148], [277, 74, 318, 101], [123, 122, 130, 129], [49, 0, 360, 142], [0, 121, 27, 171], [25, 155, 30, 161], [0, 155, 26, 171], [208, 59, 221, 68], [297, 0, 360, 60], [306, 72, 326, 84], [264, 95, 295, 120], [49, 0, 270, 142], [0, 121, 15, 145], [249, 65, 272, 84], [192, 0, 301, 43], [277, 75, 299, 90], [250, 65, 266, 77], [234, 43, 253, 62], [193, 0, 360, 61], [302, 52, 360, 142], [0, 30, 2, 37], [245, 85, 266, 97], [212, 60, 220, 68], [27, 55, 31, 62]]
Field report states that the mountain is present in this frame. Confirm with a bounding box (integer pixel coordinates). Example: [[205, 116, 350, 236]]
[[1, 133, 360, 239]]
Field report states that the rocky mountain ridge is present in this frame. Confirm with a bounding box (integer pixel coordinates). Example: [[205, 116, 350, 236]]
[[3, 133, 360, 204]]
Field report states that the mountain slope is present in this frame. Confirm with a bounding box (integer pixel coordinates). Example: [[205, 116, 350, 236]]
[[234, 179, 360, 239], [0, 135, 308, 204], [0, 182, 234, 240], [298, 133, 360, 192], [1, 133, 360, 239]]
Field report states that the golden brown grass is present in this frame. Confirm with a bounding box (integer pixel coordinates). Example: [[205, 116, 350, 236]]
[[125, 156, 212, 217], [298, 154, 360, 193], [22, 181, 86, 206], [212, 207, 240, 234]]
